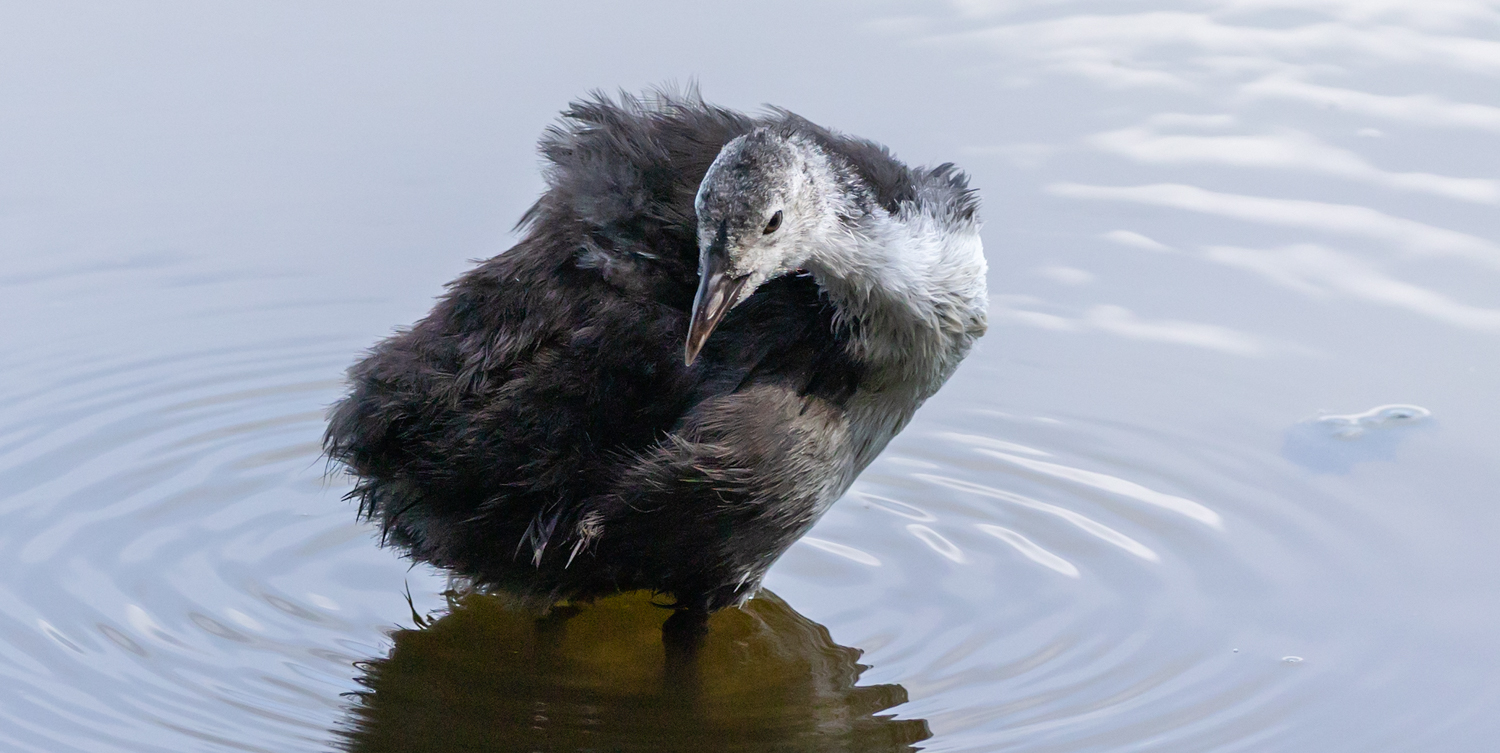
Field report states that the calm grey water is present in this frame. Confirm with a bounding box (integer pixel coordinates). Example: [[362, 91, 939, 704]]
[[3, 1, 1498, 750]]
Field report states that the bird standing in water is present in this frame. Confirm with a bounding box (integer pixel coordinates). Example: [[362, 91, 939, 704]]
[[325, 91, 987, 637]]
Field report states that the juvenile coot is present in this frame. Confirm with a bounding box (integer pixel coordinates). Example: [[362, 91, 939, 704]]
[[325, 90, 987, 627]]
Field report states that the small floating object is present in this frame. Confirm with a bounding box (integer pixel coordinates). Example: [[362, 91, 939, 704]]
[[1316, 404, 1430, 439], [1284, 403, 1433, 472], [1282, 656, 1304, 664]]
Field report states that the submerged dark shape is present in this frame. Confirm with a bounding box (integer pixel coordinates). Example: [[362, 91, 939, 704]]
[[325, 88, 987, 617], [334, 591, 929, 752]]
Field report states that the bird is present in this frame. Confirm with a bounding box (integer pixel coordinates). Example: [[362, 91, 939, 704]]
[[324, 89, 987, 637]]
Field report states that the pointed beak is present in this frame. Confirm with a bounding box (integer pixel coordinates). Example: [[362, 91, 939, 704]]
[[684, 235, 750, 366]]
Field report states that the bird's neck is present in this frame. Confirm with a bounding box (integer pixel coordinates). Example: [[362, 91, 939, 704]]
[[804, 206, 988, 388]]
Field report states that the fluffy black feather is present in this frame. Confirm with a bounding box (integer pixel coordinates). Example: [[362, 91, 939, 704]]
[[326, 89, 966, 612]]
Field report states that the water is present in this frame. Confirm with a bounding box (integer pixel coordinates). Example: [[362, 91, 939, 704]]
[[2, 1, 1498, 750]]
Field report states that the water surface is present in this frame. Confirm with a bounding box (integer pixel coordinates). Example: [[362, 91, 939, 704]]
[[2, 1, 1498, 750]]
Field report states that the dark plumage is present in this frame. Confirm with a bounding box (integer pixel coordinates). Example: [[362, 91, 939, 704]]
[[325, 90, 986, 619]]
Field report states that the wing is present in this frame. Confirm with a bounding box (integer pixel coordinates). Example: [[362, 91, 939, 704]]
[[323, 242, 699, 562]]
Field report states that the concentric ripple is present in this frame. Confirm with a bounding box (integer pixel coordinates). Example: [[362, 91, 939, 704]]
[[767, 406, 1420, 752], [0, 333, 1393, 753], [0, 339, 448, 753]]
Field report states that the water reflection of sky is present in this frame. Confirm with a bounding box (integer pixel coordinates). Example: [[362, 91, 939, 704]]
[[1, 1, 1498, 751]]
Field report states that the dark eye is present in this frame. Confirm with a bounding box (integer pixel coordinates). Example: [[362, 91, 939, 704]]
[[763, 210, 782, 235]]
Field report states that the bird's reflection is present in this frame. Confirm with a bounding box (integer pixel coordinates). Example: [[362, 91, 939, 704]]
[[335, 590, 929, 752]]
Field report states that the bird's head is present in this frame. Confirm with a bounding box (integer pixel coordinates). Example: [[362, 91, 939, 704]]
[[685, 128, 841, 364]]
